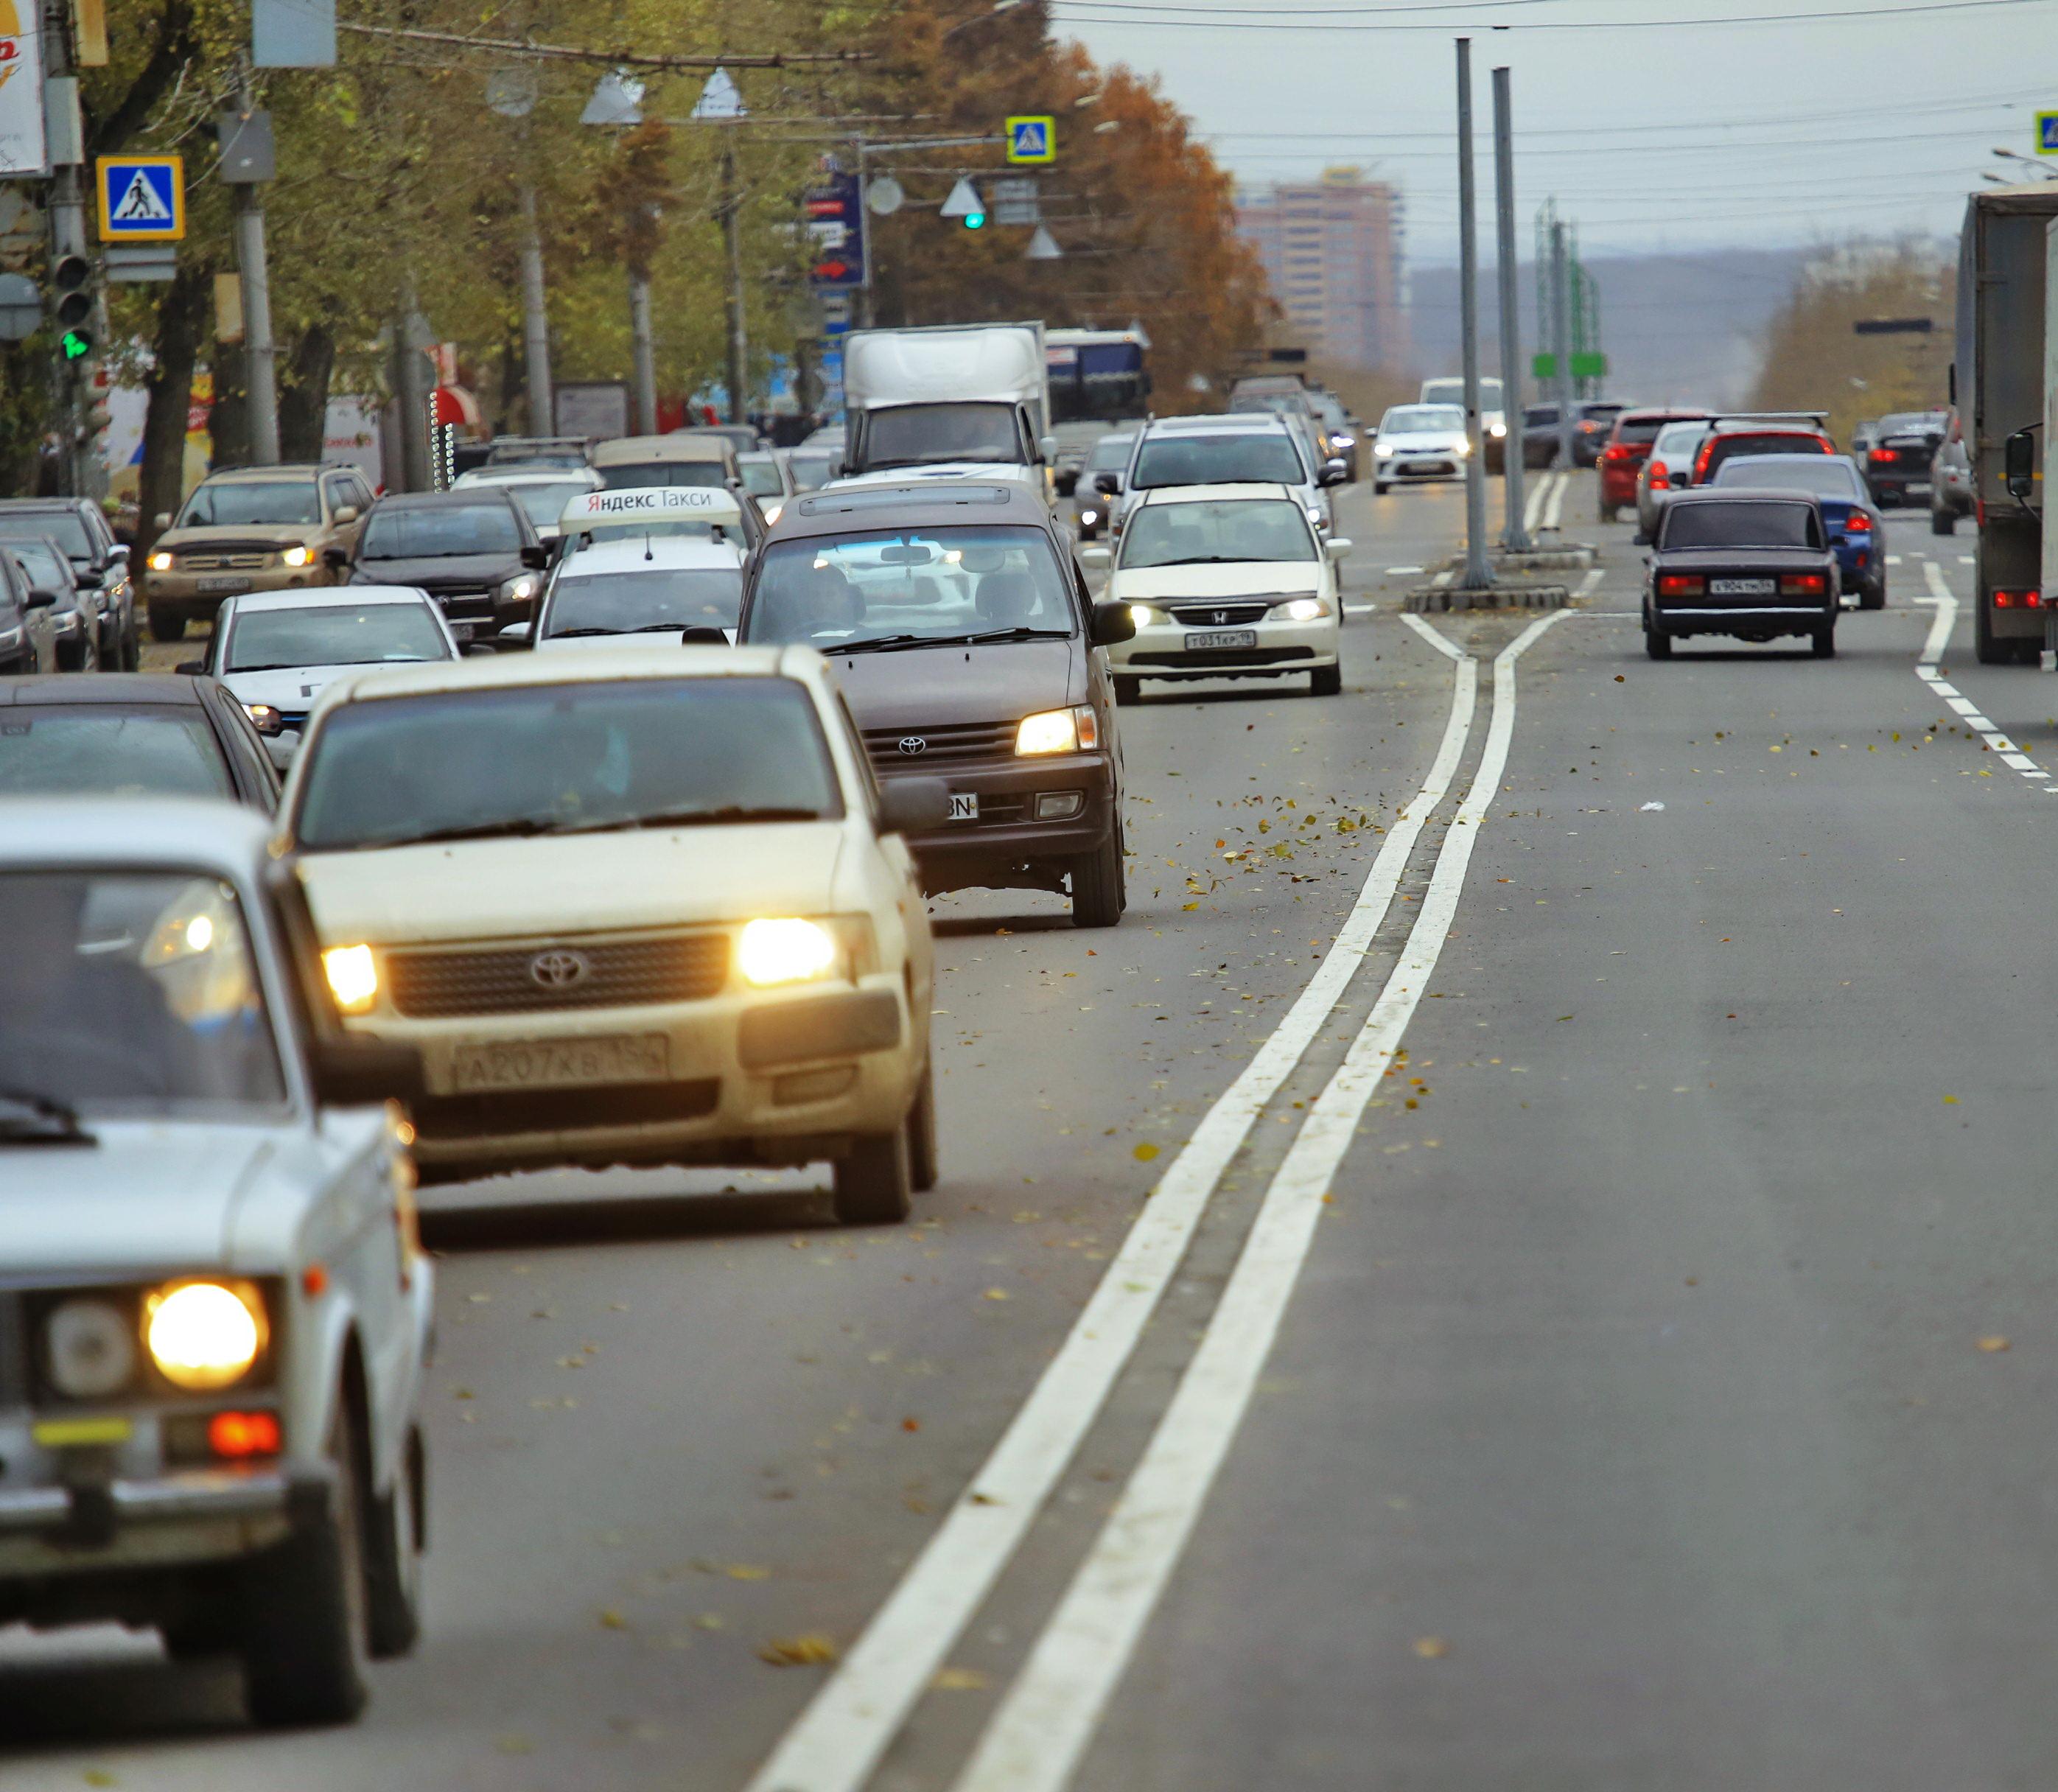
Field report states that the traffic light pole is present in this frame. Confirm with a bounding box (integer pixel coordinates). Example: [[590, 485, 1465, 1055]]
[[721, 135, 748, 424], [1492, 65, 1531, 553], [1454, 38, 1494, 592], [43, 0, 88, 495], [232, 66, 281, 465]]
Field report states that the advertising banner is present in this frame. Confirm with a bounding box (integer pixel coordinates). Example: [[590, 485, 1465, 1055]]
[[0, 3, 49, 178]]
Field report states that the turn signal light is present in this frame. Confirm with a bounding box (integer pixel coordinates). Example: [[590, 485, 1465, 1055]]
[[1779, 574, 1828, 596], [1656, 574, 1704, 597], [207, 1410, 282, 1460]]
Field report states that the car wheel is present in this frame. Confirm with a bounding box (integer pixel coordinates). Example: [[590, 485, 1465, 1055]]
[[907, 1057, 939, 1194], [1643, 623, 1672, 660], [1372, 480, 1389, 495], [1113, 675, 1141, 707], [1931, 507, 1954, 536], [147, 606, 186, 643], [239, 1394, 371, 1726], [1861, 584, 1886, 612], [364, 1424, 424, 1659], [1975, 598, 2008, 665], [1309, 661, 1343, 697], [122, 617, 142, 671], [56, 629, 90, 673], [833, 1128, 913, 1226], [1811, 626, 1836, 659], [1070, 827, 1125, 929]]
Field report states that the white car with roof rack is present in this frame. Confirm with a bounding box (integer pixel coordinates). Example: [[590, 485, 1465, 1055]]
[[519, 533, 746, 649], [0, 798, 430, 1727]]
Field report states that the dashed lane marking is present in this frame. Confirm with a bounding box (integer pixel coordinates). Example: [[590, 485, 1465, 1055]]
[[1915, 560, 2049, 785], [1576, 567, 1604, 598], [1384, 564, 1425, 576]]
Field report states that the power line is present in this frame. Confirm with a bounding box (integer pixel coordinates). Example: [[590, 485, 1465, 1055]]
[[1051, 0, 2044, 29]]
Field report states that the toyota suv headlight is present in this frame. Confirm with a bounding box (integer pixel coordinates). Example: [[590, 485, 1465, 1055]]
[[145, 1280, 267, 1390], [147, 550, 174, 572], [280, 545, 314, 568], [1015, 706, 1100, 756], [323, 943, 379, 1012]]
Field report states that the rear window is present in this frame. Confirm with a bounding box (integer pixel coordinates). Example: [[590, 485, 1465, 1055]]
[[1614, 420, 1667, 444], [0, 707, 231, 799], [1662, 501, 1819, 550], [1706, 433, 1827, 472], [543, 567, 745, 637], [1132, 433, 1306, 489], [361, 503, 521, 558], [598, 462, 729, 491], [1709, 458, 1865, 500]]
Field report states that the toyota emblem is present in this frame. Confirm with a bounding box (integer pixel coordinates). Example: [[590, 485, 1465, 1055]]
[[528, 949, 590, 989], [897, 736, 928, 756]]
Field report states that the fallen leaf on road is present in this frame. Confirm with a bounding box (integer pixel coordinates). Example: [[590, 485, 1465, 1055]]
[[984, 1287, 1010, 1301], [1412, 1637, 1450, 1659], [598, 1608, 629, 1630], [933, 1667, 990, 1690], [1943, 1096, 1959, 1105], [901, 1416, 921, 1432], [726, 1564, 771, 1581], [1978, 1336, 2012, 1353], [759, 1634, 840, 1667], [1133, 1141, 1161, 1161], [495, 1735, 534, 1755]]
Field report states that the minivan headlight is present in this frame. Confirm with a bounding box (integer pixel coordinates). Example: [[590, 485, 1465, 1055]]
[[1278, 598, 1326, 622], [145, 1281, 267, 1390], [1016, 707, 1099, 756], [739, 918, 839, 987], [323, 944, 379, 1013], [147, 550, 174, 572]]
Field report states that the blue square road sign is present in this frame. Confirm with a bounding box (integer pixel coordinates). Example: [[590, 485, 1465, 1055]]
[[97, 157, 186, 242], [2039, 111, 2058, 154], [1007, 116, 1056, 165]]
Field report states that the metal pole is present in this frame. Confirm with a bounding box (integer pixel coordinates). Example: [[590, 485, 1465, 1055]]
[[517, 182, 553, 435], [234, 67, 280, 466], [721, 135, 749, 425], [855, 139, 877, 330], [1455, 38, 1493, 589], [43, 0, 86, 494], [395, 292, 431, 491], [1553, 218, 1575, 471], [1491, 65, 1530, 553], [629, 270, 658, 434]]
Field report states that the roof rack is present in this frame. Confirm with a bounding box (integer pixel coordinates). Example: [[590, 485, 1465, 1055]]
[[1709, 411, 1830, 427]]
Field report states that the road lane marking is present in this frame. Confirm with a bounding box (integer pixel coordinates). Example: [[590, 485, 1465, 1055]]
[[1959, 555, 1975, 564], [1886, 554, 1903, 566], [1542, 469, 1569, 532], [951, 610, 1569, 1792], [1400, 612, 1466, 662], [1915, 562, 2047, 782], [745, 635, 1484, 1792], [1345, 603, 1380, 616], [1384, 564, 1424, 575], [1577, 567, 1604, 598], [1522, 469, 1550, 533]]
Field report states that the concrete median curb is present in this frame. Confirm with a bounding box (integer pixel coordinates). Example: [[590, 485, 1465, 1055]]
[[1405, 584, 1570, 613]]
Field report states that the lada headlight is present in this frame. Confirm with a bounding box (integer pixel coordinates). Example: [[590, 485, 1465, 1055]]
[[739, 918, 839, 987], [1373, 444, 1396, 458], [145, 1280, 267, 1391], [323, 943, 379, 1012], [46, 1298, 138, 1398]]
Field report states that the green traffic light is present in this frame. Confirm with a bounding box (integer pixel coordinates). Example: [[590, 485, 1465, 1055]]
[[60, 328, 91, 362], [963, 211, 987, 231]]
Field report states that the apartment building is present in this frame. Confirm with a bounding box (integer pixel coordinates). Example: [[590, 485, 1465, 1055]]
[[1233, 166, 1407, 371]]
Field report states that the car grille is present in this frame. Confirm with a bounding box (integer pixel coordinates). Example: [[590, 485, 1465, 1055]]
[[1165, 601, 1272, 627], [181, 550, 273, 571], [416, 1079, 721, 1139], [387, 932, 730, 1018], [1133, 646, 1316, 670], [864, 721, 1015, 774], [0, 1289, 26, 1407]]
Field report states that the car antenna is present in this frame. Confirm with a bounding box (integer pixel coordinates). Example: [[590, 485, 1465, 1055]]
[[645, 529, 654, 562]]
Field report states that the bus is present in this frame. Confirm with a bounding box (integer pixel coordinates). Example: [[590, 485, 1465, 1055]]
[[1046, 328, 1152, 487]]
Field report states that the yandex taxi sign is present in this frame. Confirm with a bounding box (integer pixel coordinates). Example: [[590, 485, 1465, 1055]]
[[559, 486, 743, 531]]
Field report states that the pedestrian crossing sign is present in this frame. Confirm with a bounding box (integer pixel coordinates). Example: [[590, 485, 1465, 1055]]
[[96, 155, 186, 242], [2038, 111, 2058, 154], [1007, 116, 1056, 165]]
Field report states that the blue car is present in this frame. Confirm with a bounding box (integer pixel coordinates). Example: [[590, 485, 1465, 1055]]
[[1709, 453, 1884, 609]]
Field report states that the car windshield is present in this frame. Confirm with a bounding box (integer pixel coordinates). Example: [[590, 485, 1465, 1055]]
[[1132, 434, 1305, 490], [294, 678, 841, 850], [178, 480, 321, 528], [494, 482, 592, 531], [1616, 419, 1670, 444], [9, 539, 71, 589], [223, 602, 451, 673], [1121, 500, 1316, 569], [1231, 392, 1310, 419], [1711, 459, 1865, 500], [787, 453, 836, 492], [1382, 407, 1464, 435], [745, 525, 1074, 651], [598, 461, 729, 491], [738, 460, 787, 498], [1663, 501, 1816, 550], [0, 707, 231, 799], [543, 567, 745, 636], [0, 512, 93, 561], [863, 403, 1021, 468], [1088, 435, 1135, 472], [1422, 378, 1503, 409], [360, 503, 521, 559], [0, 872, 286, 1113]]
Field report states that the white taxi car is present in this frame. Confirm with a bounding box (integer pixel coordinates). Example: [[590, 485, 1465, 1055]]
[[519, 534, 745, 649], [0, 799, 430, 1726], [1371, 402, 1472, 493], [1082, 483, 1351, 701], [282, 648, 947, 1224], [556, 483, 757, 556]]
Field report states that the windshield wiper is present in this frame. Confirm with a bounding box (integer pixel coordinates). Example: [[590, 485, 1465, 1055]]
[[0, 1085, 97, 1147], [1141, 555, 1266, 567], [839, 628, 1068, 656], [553, 805, 823, 834], [344, 816, 563, 850], [833, 634, 928, 654]]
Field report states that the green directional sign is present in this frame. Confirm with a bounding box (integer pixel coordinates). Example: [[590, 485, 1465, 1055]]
[[1531, 351, 1608, 380]]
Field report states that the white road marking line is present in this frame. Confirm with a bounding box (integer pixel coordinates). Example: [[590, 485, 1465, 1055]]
[[1946, 696, 1982, 717], [1400, 612, 1468, 661], [2002, 753, 2039, 770], [743, 651, 1484, 1792], [1886, 554, 1903, 566], [1345, 603, 1380, 616], [1384, 564, 1424, 575], [1959, 554, 1975, 564], [1576, 567, 1604, 597], [1914, 561, 2051, 784], [1917, 562, 1956, 667], [1541, 469, 1569, 533], [951, 611, 1569, 1792], [1522, 468, 1550, 533], [1431, 569, 1454, 588]]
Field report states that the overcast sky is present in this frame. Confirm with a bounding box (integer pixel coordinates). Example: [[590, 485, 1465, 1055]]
[[1046, 0, 2057, 262]]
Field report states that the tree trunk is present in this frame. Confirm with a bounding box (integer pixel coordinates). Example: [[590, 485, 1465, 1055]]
[[279, 321, 337, 461], [137, 265, 210, 562]]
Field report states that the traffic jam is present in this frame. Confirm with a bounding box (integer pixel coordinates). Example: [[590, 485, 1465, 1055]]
[[5, 17, 2058, 1791]]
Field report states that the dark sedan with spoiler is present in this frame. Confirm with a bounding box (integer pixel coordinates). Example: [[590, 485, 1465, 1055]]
[[1859, 410, 1947, 508], [1642, 491, 1840, 659]]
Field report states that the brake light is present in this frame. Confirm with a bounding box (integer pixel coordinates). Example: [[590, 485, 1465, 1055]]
[[1692, 442, 1713, 481], [1869, 447, 1898, 464], [208, 1410, 282, 1460], [1656, 573, 1704, 597], [1600, 444, 1630, 462], [1779, 573, 1827, 596], [1994, 588, 2043, 609], [1844, 512, 1872, 532]]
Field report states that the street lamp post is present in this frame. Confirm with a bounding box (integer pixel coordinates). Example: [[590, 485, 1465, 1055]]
[[1454, 38, 1494, 590]]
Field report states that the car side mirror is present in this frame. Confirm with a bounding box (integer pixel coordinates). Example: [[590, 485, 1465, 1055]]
[[1668, 471, 1689, 489], [1093, 472, 1121, 496], [25, 586, 57, 609], [1037, 434, 1058, 461], [153, 511, 172, 529], [73, 566, 102, 589], [496, 620, 533, 649], [876, 776, 951, 836], [1319, 458, 1349, 486], [2003, 426, 2037, 504], [322, 546, 349, 571], [311, 1034, 424, 1108], [1090, 600, 1138, 646], [334, 504, 360, 525], [1078, 545, 1112, 571], [519, 545, 550, 571], [1325, 537, 1352, 561], [107, 543, 129, 563], [461, 639, 498, 657], [175, 658, 206, 674], [679, 626, 728, 646]]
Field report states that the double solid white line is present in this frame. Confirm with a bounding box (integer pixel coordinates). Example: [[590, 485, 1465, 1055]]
[[748, 615, 1564, 1792], [1525, 467, 1568, 536]]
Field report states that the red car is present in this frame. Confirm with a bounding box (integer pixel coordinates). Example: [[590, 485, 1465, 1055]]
[[1690, 413, 1836, 486], [1597, 408, 1711, 522]]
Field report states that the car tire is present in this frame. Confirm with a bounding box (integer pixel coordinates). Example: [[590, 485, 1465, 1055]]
[[1811, 626, 1836, 659], [1975, 598, 2008, 665], [1070, 826, 1125, 929], [1113, 675, 1141, 707], [147, 606, 186, 643], [1861, 584, 1886, 612], [1643, 622, 1672, 660], [364, 1424, 424, 1659], [56, 629, 91, 673], [907, 1057, 939, 1194], [1309, 661, 1343, 697], [1372, 480, 1389, 495], [1931, 506, 1954, 536], [121, 617, 142, 671], [239, 1396, 371, 1727], [833, 1127, 913, 1226]]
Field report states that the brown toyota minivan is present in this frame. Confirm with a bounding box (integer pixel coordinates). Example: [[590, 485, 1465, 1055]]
[[738, 480, 1135, 927]]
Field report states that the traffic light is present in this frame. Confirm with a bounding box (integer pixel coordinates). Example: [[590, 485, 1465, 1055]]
[[53, 253, 92, 361], [962, 209, 987, 231]]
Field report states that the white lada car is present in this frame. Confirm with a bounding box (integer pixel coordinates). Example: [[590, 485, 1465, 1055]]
[[0, 799, 430, 1726], [1082, 482, 1351, 701], [282, 647, 947, 1225]]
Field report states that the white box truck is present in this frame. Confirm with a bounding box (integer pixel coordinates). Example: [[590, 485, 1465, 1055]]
[[836, 322, 1054, 498]]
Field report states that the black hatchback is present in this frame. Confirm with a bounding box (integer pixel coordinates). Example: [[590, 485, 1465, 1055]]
[[1642, 491, 1840, 659]]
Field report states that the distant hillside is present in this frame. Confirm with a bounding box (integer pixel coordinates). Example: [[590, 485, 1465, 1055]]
[[1405, 248, 1813, 407]]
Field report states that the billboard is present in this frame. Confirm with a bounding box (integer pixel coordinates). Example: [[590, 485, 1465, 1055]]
[[0, 1, 49, 178], [804, 173, 866, 292]]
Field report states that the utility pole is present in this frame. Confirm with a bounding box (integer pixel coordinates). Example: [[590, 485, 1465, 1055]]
[[517, 183, 553, 434], [231, 64, 280, 464], [43, 0, 88, 494], [394, 290, 431, 491], [1491, 65, 1530, 553], [721, 136, 748, 424], [628, 264, 657, 434], [1551, 216, 1575, 471], [1454, 38, 1494, 590]]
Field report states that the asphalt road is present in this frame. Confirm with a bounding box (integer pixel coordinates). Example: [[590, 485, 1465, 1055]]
[[12, 479, 2057, 1791]]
